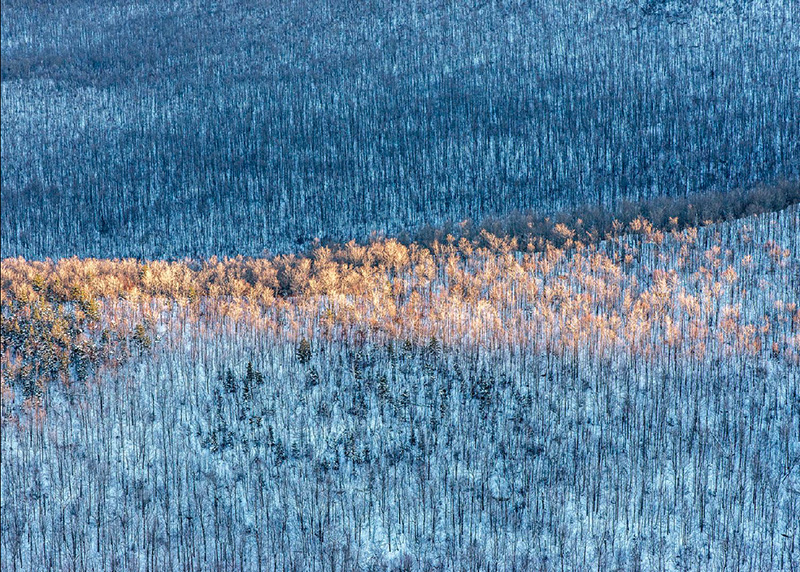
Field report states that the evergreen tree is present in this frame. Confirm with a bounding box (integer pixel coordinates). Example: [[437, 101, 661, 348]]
[[427, 335, 441, 359], [224, 368, 237, 394], [243, 362, 255, 401], [132, 323, 152, 354], [296, 337, 312, 365], [377, 374, 390, 402]]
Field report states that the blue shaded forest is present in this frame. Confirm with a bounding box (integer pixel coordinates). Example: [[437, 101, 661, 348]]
[[2, 0, 798, 258]]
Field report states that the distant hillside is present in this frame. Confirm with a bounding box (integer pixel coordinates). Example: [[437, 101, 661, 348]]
[[2, 0, 799, 258]]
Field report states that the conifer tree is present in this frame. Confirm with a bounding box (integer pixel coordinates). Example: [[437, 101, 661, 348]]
[[296, 337, 312, 365]]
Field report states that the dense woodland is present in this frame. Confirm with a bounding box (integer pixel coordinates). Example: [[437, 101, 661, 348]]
[[2, 202, 798, 570], [2, 0, 799, 258], [2, 0, 799, 570]]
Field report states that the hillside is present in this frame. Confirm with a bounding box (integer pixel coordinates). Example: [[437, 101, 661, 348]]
[[2, 205, 798, 570], [2, 0, 799, 258]]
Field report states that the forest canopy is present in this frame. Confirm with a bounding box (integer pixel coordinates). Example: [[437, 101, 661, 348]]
[[1, 1, 799, 570], [2, 201, 798, 570], [2, 0, 798, 258]]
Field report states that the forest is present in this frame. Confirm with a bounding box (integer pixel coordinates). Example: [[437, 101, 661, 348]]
[[2, 197, 799, 570], [2, 0, 799, 570], [2, 0, 799, 258]]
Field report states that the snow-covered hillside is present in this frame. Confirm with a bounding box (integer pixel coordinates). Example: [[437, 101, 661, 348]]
[[2, 206, 798, 570]]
